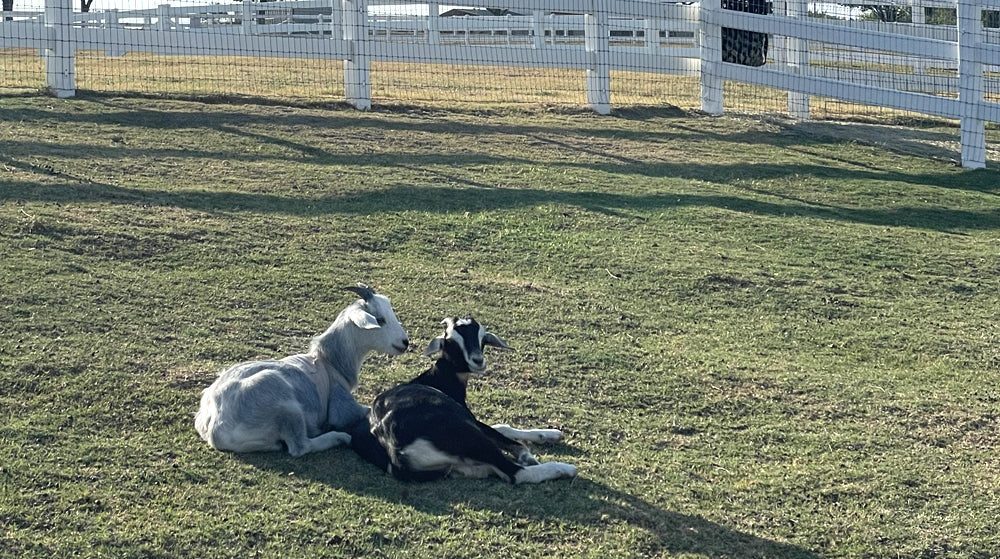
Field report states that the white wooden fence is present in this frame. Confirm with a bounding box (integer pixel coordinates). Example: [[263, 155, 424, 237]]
[[2, 0, 998, 167]]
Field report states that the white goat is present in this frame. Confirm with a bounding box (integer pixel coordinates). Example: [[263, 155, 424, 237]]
[[194, 284, 409, 456]]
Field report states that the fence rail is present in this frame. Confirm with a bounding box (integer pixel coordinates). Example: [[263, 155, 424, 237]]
[[2, 0, 998, 167]]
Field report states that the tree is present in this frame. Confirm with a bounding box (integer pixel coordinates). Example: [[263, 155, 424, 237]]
[[858, 5, 912, 22]]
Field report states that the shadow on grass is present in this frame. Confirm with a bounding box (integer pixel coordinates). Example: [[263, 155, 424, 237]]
[[0, 96, 735, 147], [3, 97, 996, 193], [2, 170, 998, 233], [3, 96, 997, 234], [3, 125, 995, 199], [238, 450, 818, 559], [1, 93, 982, 164]]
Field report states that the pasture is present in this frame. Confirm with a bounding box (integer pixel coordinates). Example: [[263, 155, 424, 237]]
[[1, 93, 999, 558]]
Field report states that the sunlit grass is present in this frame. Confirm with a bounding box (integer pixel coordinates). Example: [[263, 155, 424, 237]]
[[1, 94, 999, 558]]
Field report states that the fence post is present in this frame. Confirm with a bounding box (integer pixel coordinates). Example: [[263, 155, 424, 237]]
[[699, 0, 723, 115], [532, 10, 544, 48], [427, 2, 439, 45], [645, 17, 658, 54], [585, 0, 611, 115], [241, 0, 251, 35], [343, 0, 371, 110], [157, 4, 170, 31], [786, 0, 809, 119], [105, 9, 125, 56], [329, 0, 342, 39], [44, 0, 74, 98], [957, 0, 986, 169]]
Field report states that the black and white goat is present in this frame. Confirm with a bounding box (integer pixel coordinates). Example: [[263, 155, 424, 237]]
[[349, 317, 576, 484], [195, 284, 408, 457]]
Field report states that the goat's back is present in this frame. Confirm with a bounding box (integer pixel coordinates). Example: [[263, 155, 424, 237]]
[[194, 359, 325, 451]]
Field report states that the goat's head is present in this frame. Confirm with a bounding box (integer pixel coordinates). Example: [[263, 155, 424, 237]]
[[422, 316, 511, 374], [342, 283, 409, 356]]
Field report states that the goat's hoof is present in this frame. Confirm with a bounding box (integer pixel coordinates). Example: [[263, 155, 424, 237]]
[[517, 451, 541, 466], [533, 429, 564, 443], [557, 463, 577, 478]]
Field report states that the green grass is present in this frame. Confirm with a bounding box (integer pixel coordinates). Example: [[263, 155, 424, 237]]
[[1, 94, 999, 559]]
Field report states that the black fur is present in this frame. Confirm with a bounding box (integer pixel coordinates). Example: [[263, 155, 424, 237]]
[[350, 319, 530, 483]]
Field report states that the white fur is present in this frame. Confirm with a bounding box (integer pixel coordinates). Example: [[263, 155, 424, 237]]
[[194, 288, 408, 456], [364, 318, 576, 484], [398, 439, 455, 471], [492, 424, 564, 444], [514, 462, 578, 484], [400, 439, 509, 479]]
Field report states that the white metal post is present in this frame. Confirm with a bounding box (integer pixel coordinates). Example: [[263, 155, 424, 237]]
[[957, 0, 986, 169], [532, 10, 544, 48], [699, 0, 723, 115], [645, 18, 658, 54], [427, 2, 439, 45], [585, 1, 611, 115], [241, 0, 251, 34], [771, 0, 786, 66], [329, 0, 342, 39], [786, 0, 809, 119], [157, 4, 170, 31], [44, 0, 74, 98], [343, 0, 371, 110], [105, 9, 125, 56]]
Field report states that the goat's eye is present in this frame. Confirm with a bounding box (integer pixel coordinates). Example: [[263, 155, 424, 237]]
[[376, 317, 387, 326]]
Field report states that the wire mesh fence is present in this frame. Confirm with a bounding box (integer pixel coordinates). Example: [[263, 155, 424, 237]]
[[1, 0, 998, 165]]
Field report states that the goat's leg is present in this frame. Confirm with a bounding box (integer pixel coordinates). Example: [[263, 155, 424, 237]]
[[491, 424, 564, 444], [302, 430, 352, 455], [440, 423, 526, 483], [473, 420, 540, 465], [346, 417, 392, 473], [514, 462, 577, 484], [277, 404, 350, 457]]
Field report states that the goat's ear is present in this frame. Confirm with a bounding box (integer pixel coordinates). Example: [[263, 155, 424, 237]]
[[348, 307, 380, 330], [483, 332, 512, 351], [422, 336, 445, 357]]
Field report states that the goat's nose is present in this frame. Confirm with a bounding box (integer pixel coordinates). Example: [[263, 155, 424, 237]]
[[402, 338, 410, 348]]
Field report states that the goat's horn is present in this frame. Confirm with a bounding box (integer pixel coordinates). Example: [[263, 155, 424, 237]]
[[345, 283, 376, 301]]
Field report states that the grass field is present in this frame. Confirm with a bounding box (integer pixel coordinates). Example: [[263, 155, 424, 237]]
[[1, 93, 999, 558]]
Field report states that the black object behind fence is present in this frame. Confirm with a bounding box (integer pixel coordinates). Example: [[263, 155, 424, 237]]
[[721, 0, 772, 66]]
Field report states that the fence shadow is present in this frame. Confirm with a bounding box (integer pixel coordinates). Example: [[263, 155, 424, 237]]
[[3, 168, 998, 233], [4, 94, 992, 174], [781, 120, 973, 167], [3, 97, 997, 234], [237, 450, 818, 559]]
